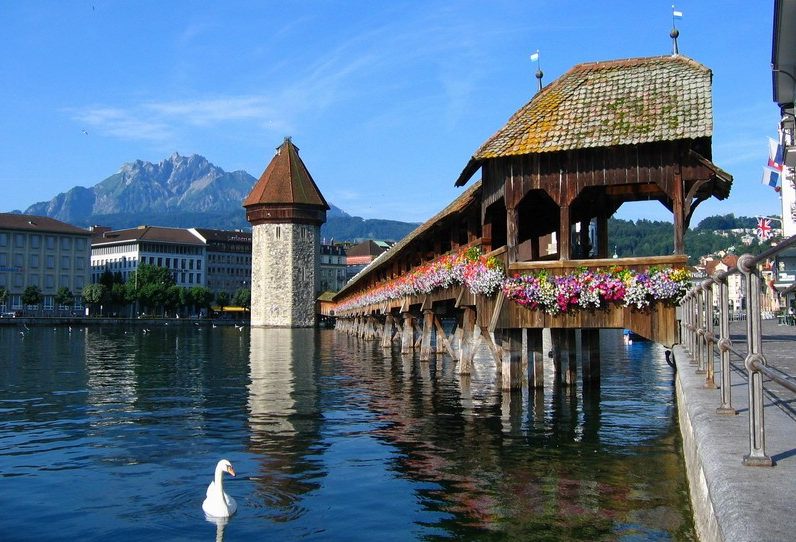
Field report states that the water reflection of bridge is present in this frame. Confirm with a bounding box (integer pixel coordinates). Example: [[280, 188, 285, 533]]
[[332, 54, 731, 392]]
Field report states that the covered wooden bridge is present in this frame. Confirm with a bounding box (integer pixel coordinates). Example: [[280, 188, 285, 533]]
[[331, 54, 732, 390]]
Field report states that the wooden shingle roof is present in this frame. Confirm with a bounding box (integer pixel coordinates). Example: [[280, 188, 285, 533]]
[[243, 138, 330, 210], [457, 55, 713, 185]]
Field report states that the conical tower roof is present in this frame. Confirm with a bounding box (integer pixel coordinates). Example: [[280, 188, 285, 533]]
[[244, 137, 329, 226]]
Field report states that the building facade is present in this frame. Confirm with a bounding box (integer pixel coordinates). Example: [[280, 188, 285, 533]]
[[90, 225, 206, 288], [244, 138, 329, 327], [190, 228, 252, 296], [0, 213, 91, 312], [319, 243, 347, 292]]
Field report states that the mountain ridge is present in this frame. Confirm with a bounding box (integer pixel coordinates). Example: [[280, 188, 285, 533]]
[[17, 153, 419, 242]]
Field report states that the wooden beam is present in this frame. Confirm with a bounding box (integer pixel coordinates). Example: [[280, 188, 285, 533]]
[[434, 315, 458, 360], [559, 204, 571, 260]]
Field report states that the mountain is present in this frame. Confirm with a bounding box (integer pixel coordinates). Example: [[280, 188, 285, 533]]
[[20, 153, 416, 241]]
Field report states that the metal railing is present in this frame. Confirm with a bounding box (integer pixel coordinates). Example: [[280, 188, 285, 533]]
[[680, 237, 796, 467]]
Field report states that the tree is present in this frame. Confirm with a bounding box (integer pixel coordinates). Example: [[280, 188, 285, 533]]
[[82, 283, 107, 315], [21, 285, 43, 308], [0, 286, 8, 307], [55, 287, 74, 310], [126, 264, 175, 315], [233, 288, 251, 310], [215, 291, 230, 308]]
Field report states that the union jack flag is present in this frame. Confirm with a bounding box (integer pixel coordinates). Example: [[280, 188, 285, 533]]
[[756, 217, 773, 241]]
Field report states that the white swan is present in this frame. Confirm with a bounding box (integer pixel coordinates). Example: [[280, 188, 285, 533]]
[[202, 459, 237, 518]]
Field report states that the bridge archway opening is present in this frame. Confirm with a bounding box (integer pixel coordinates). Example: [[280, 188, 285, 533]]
[[484, 199, 507, 253], [516, 189, 558, 261]]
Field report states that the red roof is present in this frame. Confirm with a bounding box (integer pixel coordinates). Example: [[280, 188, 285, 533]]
[[243, 138, 329, 210]]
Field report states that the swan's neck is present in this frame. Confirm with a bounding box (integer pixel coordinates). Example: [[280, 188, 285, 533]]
[[214, 466, 226, 493]]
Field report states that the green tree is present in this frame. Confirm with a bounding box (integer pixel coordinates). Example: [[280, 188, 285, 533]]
[[233, 288, 251, 310], [21, 285, 43, 308], [126, 264, 175, 315], [164, 285, 182, 317], [0, 286, 8, 308], [189, 286, 213, 316], [215, 291, 230, 308], [55, 287, 74, 311], [82, 283, 107, 315]]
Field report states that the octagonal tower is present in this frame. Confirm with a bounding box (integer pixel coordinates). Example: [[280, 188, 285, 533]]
[[244, 138, 329, 327]]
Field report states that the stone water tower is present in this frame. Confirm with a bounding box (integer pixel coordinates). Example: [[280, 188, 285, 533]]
[[243, 138, 329, 327]]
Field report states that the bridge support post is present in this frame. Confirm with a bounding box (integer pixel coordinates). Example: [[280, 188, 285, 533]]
[[381, 314, 395, 349], [501, 329, 522, 390], [365, 315, 377, 341], [459, 307, 476, 375], [434, 316, 457, 359], [526, 328, 544, 389], [551, 329, 576, 387], [420, 310, 434, 361], [581, 329, 600, 387], [401, 313, 415, 354]]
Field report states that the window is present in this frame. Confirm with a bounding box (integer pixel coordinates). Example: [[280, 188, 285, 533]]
[[46, 236, 56, 250], [45, 275, 55, 288], [15, 234, 25, 248], [0, 233, 7, 247], [43, 296, 54, 310], [75, 238, 86, 251], [75, 276, 84, 289], [14, 253, 23, 267], [0, 253, 6, 267], [29, 254, 39, 268], [60, 237, 72, 250], [60, 274, 69, 287], [30, 235, 41, 249], [14, 274, 23, 287], [61, 256, 70, 269], [189, 273, 194, 284], [46, 255, 54, 269], [276, 226, 281, 240], [196, 273, 201, 284]]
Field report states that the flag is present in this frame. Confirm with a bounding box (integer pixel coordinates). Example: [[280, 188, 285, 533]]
[[768, 137, 784, 171], [672, 9, 683, 18], [529, 51, 539, 62], [762, 166, 781, 188], [756, 217, 773, 241]]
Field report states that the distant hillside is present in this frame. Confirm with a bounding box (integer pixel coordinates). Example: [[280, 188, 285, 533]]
[[18, 153, 417, 242], [609, 214, 770, 262]]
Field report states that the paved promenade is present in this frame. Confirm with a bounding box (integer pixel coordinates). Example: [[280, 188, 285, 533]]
[[673, 319, 796, 542]]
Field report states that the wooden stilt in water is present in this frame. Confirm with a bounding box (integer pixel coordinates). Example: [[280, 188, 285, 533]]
[[381, 314, 394, 349], [434, 316, 457, 360], [581, 329, 601, 387], [401, 313, 414, 354], [564, 329, 577, 387], [528, 328, 544, 389], [420, 310, 434, 361], [459, 307, 476, 375], [501, 329, 522, 390]]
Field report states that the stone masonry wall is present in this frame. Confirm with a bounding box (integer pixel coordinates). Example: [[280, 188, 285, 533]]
[[251, 222, 319, 327]]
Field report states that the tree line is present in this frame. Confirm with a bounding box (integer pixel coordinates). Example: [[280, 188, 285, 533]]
[[0, 264, 250, 317], [608, 214, 772, 262]]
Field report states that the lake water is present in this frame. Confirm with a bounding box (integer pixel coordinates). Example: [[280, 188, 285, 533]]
[[0, 325, 694, 541]]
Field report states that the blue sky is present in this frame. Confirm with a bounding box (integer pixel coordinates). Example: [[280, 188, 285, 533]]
[[0, 1, 781, 226]]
